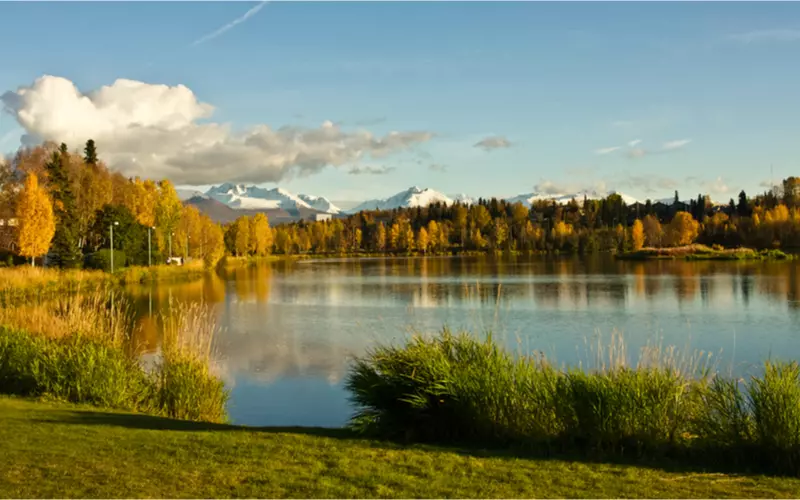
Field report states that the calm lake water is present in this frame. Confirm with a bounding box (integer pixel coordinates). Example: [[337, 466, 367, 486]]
[[124, 256, 800, 428]]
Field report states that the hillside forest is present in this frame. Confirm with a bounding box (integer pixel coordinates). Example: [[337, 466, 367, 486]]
[[1, 140, 799, 268]]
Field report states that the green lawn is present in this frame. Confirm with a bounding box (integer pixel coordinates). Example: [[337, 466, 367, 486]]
[[1, 397, 798, 499]]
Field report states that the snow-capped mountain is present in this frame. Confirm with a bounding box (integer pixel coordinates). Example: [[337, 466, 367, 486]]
[[297, 194, 341, 215], [205, 183, 341, 213], [450, 193, 477, 205], [348, 186, 454, 213], [507, 190, 639, 207], [176, 189, 207, 201]]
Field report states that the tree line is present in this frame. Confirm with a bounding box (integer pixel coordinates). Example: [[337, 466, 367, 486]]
[[224, 179, 800, 257], [2, 139, 799, 266], [1, 140, 224, 268]]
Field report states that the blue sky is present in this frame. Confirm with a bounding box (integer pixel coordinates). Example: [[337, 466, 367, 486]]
[[1, 1, 799, 203]]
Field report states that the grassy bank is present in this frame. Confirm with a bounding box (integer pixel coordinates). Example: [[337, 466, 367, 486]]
[[0, 262, 210, 299], [348, 330, 800, 477], [2, 397, 799, 498], [0, 293, 227, 423], [616, 244, 793, 261]]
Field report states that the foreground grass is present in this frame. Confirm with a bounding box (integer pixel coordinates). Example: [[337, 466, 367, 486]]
[[1, 397, 799, 499]]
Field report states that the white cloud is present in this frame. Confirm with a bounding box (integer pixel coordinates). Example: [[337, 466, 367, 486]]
[[699, 176, 730, 195], [348, 165, 395, 176], [727, 29, 800, 44], [594, 146, 620, 155], [1, 75, 433, 185], [618, 174, 679, 194], [190, 1, 268, 47], [533, 179, 608, 196], [474, 135, 511, 151], [628, 139, 642, 147], [662, 139, 691, 150]]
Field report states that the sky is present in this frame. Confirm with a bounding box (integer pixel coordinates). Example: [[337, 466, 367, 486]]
[[1, 1, 799, 205]]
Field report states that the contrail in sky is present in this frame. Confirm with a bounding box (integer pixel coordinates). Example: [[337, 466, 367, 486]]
[[190, 1, 268, 47]]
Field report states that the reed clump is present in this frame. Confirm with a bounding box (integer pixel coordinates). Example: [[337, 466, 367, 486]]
[[346, 329, 800, 476], [0, 291, 228, 423]]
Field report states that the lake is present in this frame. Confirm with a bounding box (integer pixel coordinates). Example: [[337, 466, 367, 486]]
[[124, 256, 800, 428]]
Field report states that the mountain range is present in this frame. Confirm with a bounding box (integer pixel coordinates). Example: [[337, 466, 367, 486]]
[[179, 183, 696, 223]]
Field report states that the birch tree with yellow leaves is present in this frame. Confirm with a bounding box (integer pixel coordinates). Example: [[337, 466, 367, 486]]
[[16, 173, 55, 266]]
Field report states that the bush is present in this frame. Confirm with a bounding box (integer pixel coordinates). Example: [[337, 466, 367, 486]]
[[346, 330, 800, 475], [0, 326, 227, 423], [0, 328, 150, 408], [85, 250, 128, 272]]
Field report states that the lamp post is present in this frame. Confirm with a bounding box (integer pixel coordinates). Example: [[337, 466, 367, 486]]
[[110, 221, 119, 273], [148, 226, 155, 266]]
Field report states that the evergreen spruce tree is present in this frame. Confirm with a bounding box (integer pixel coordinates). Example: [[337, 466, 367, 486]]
[[84, 139, 98, 166], [46, 145, 82, 268]]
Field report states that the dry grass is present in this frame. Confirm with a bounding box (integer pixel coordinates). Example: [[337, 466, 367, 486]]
[[0, 267, 109, 296], [0, 288, 135, 344], [159, 298, 219, 365]]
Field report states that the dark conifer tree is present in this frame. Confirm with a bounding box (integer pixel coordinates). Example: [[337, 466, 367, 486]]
[[45, 146, 81, 268]]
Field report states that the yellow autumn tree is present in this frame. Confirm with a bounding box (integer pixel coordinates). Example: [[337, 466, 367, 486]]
[[642, 214, 663, 248], [155, 180, 183, 255], [374, 222, 386, 252], [234, 216, 251, 256], [417, 227, 429, 253], [667, 211, 700, 247], [16, 173, 55, 266], [631, 219, 645, 251], [251, 213, 272, 256], [199, 217, 225, 268]]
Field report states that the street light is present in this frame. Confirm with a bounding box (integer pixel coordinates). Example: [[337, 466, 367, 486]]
[[148, 226, 155, 267], [110, 221, 119, 273]]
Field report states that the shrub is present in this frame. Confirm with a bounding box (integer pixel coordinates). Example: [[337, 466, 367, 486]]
[[85, 249, 128, 272], [0, 293, 228, 424], [749, 361, 800, 475], [0, 328, 150, 408], [347, 330, 562, 445], [346, 330, 800, 475]]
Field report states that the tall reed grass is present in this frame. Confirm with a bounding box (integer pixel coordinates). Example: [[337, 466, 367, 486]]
[[0, 262, 210, 301], [346, 330, 800, 476], [0, 291, 228, 423]]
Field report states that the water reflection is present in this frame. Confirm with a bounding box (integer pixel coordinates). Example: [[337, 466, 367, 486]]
[[124, 256, 800, 427]]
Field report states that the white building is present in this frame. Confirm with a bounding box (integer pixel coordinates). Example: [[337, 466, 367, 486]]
[[309, 213, 332, 222]]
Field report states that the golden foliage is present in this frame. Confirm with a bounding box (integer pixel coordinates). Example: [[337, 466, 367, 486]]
[[667, 211, 700, 247], [16, 173, 56, 263], [631, 219, 645, 251]]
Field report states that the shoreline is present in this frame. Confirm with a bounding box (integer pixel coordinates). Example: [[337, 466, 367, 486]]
[[615, 245, 795, 261]]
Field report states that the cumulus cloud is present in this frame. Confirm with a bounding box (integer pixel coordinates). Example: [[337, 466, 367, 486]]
[[727, 29, 800, 44], [533, 179, 608, 196], [695, 176, 730, 195], [190, 1, 268, 47], [347, 165, 395, 175], [618, 174, 679, 194], [428, 163, 448, 172], [594, 146, 620, 155], [474, 135, 511, 151], [1, 75, 433, 185]]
